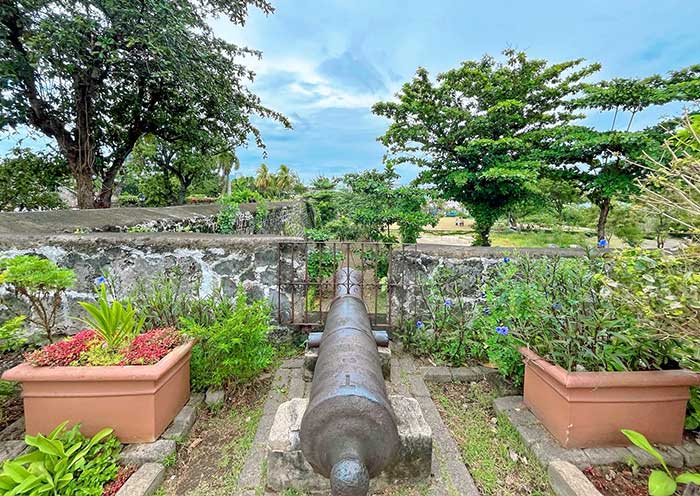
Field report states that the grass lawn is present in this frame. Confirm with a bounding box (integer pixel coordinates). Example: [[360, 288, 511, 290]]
[[156, 379, 269, 496], [489, 229, 595, 248], [430, 381, 553, 496]]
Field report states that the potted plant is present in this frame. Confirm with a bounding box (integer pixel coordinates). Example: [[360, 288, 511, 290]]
[[2, 282, 193, 443], [479, 251, 700, 448]]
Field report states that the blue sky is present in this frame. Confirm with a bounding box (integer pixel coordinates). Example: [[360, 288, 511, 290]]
[[216, 0, 700, 183], [3, 0, 699, 184]]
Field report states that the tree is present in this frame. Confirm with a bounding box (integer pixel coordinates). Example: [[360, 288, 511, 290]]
[[0, 0, 289, 208], [373, 50, 599, 245], [343, 166, 435, 243], [128, 136, 221, 205], [254, 163, 274, 197], [537, 175, 583, 221], [570, 67, 700, 239], [0, 147, 68, 211]]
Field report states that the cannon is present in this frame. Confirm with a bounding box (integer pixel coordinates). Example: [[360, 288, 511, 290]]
[[299, 268, 400, 496]]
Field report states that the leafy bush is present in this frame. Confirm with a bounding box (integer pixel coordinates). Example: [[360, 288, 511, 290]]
[[397, 268, 486, 366], [181, 286, 274, 391], [117, 193, 141, 207], [477, 252, 700, 381], [0, 316, 26, 353], [75, 284, 144, 350], [0, 421, 120, 496], [307, 248, 344, 280], [0, 255, 75, 342], [687, 387, 700, 431]]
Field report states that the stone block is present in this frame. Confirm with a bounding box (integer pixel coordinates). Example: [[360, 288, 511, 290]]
[[0, 441, 26, 463], [548, 460, 603, 496], [532, 439, 591, 469], [625, 445, 684, 469], [162, 405, 196, 441], [493, 395, 525, 414], [516, 422, 551, 448], [676, 441, 700, 467], [451, 367, 485, 383], [582, 447, 633, 466], [408, 373, 431, 398], [0, 417, 24, 441], [205, 388, 225, 407], [115, 463, 165, 496], [120, 440, 176, 466], [266, 395, 432, 493], [421, 366, 452, 383], [186, 392, 204, 409], [658, 446, 685, 468]]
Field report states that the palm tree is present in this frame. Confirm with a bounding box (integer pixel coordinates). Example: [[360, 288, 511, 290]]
[[255, 163, 273, 197]]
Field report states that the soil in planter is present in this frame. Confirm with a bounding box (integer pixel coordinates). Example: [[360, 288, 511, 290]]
[[583, 464, 693, 496], [158, 376, 272, 496], [430, 380, 553, 496]]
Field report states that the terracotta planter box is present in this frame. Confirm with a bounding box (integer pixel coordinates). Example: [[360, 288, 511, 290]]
[[520, 347, 700, 448], [2, 341, 194, 443]]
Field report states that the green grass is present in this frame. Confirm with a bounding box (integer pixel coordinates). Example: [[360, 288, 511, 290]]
[[431, 381, 553, 496], [490, 230, 594, 248]]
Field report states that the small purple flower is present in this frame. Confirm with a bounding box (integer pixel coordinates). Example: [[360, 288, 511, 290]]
[[416, 321, 424, 329], [483, 307, 491, 316], [503, 257, 511, 263], [480, 291, 486, 298], [444, 299, 453, 308], [94, 275, 107, 286], [598, 238, 608, 248], [495, 325, 509, 336], [552, 302, 562, 311]]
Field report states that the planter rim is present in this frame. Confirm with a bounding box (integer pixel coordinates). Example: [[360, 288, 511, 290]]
[[1, 340, 194, 383], [519, 346, 700, 389]]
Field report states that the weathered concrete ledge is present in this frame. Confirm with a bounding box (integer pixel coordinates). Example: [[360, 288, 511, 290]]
[[0, 201, 306, 234], [401, 243, 589, 259], [494, 395, 698, 469]]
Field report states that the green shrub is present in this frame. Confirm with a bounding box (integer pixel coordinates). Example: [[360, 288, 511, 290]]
[[687, 387, 700, 431], [0, 421, 120, 496], [0, 255, 76, 343], [181, 286, 274, 391], [117, 193, 141, 207], [0, 316, 26, 353], [397, 268, 486, 366], [476, 252, 699, 381], [307, 248, 344, 280]]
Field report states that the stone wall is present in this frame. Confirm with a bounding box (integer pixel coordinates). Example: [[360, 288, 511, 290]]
[[0, 201, 309, 236], [0, 233, 305, 337], [388, 244, 586, 329]]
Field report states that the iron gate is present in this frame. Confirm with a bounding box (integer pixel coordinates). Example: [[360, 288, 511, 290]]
[[276, 241, 403, 331]]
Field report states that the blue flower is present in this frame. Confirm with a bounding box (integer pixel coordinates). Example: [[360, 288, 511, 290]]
[[503, 257, 511, 263], [416, 321, 424, 329], [94, 275, 107, 286], [495, 325, 509, 336], [598, 238, 608, 248], [483, 307, 491, 316], [552, 303, 562, 311], [444, 299, 453, 308]]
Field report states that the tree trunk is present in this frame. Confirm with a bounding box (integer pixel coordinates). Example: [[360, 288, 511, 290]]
[[177, 181, 190, 205], [596, 198, 611, 241], [67, 149, 96, 209]]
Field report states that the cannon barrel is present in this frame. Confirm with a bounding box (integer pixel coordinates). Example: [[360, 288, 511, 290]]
[[300, 269, 400, 496]]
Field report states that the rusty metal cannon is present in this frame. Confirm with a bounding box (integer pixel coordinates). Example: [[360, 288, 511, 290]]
[[299, 268, 400, 496]]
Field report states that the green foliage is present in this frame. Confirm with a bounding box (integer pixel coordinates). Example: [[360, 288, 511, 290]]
[[374, 49, 600, 245], [307, 249, 344, 280], [180, 286, 274, 391], [0, 0, 288, 208], [0, 421, 120, 496], [608, 203, 646, 246], [0, 148, 68, 212], [0, 255, 75, 343], [74, 345, 124, 367], [686, 387, 700, 431], [343, 166, 435, 243], [216, 204, 241, 234], [304, 228, 332, 242], [0, 316, 26, 354], [215, 187, 266, 234], [397, 268, 485, 366], [484, 331, 524, 385], [116, 193, 141, 207], [75, 284, 144, 350], [621, 429, 700, 496], [476, 253, 696, 376]]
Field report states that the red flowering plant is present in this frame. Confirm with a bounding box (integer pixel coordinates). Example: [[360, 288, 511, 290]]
[[122, 327, 184, 365], [24, 330, 98, 366]]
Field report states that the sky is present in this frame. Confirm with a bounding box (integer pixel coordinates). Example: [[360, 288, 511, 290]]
[[3, 0, 700, 184]]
